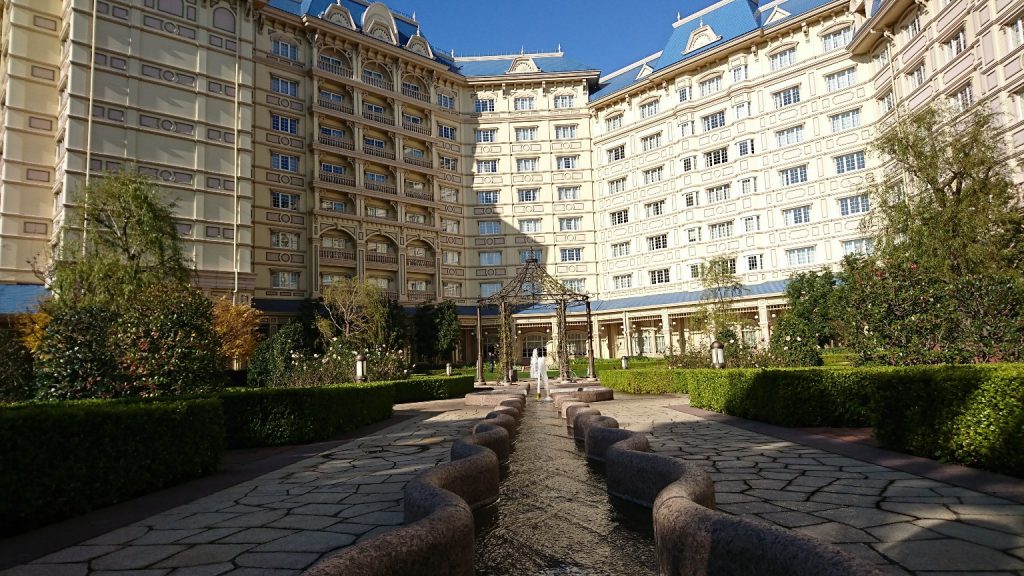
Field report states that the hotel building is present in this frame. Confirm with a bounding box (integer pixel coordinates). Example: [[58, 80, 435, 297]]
[[1, 0, 1022, 361]]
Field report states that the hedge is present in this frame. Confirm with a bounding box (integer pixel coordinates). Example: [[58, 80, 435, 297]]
[[219, 382, 395, 448], [0, 398, 224, 535], [600, 368, 690, 394], [394, 375, 475, 404]]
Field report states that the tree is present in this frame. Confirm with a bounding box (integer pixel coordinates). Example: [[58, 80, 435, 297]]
[[317, 278, 407, 352], [693, 255, 752, 343], [411, 304, 438, 362], [213, 297, 264, 368], [434, 300, 461, 363], [247, 322, 308, 387], [864, 104, 1024, 280], [46, 170, 191, 309], [0, 329, 36, 402], [781, 268, 841, 348]]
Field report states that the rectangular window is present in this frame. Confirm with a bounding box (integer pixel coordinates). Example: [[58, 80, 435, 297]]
[[475, 129, 497, 142], [908, 63, 927, 89], [320, 162, 345, 175], [736, 139, 755, 156], [519, 249, 542, 262], [839, 194, 870, 216], [402, 112, 422, 126], [518, 188, 539, 203], [271, 76, 298, 97], [647, 234, 668, 250], [709, 221, 734, 239], [773, 86, 801, 108], [440, 188, 458, 203], [443, 251, 461, 265], [563, 279, 585, 292], [706, 184, 731, 204], [480, 251, 502, 266], [610, 209, 629, 225], [477, 190, 500, 204], [780, 165, 808, 186], [440, 156, 459, 171], [699, 76, 722, 97], [443, 282, 462, 297], [645, 200, 666, 217], [271, 231, 299, 250], [516, 158, 538, 172], [952, 84, 974, 112], [733, 101, 751, 119], [480, 282, 502, 297], [641, 133, 662, 151], [606, 114, 623, 131], [746, 254, 764, 271], [364, 172, 387, 185], [771, 47, 797, 70], [702, 111, 726, 131], [364, 102, 385, 115], [843, 238, 874, 255], [608, 178, 627, 194], [557, 186, 580, 200], [643, 166, 664, 184], [514, 96, 534, 111], [686, 227, 702, 242], [683, 191, 700, 208], [613, 274, 633, 289], [742, 215, 761, 232], [271, 152, 298, 172], [479, 221, 501, 235], [519, 219, 541, 233], [906, 15, 921, 40], [649, 269, 671, 284], [880, 91, 895, 113], [732, 64, 748, 82], [438, 124, 457, 140], [437, 93, 455, 109], [1009, 17, 1024, 49], [786, 246, 816, 266], [640, 100, 660, 118], [559, 217, 582, 231], [555, 125, 577, 139], [947, 28, 967, 59], [560, 248, 583, 262], [475, 99, 495, 113], [826, 68, 856, 92], [714, 259, 738, 274], [272, 40, 297, 60], [271, 271, 299, 289], [835, 151, 866, 174], [515, 126, 537, 141], [822, 27, 853, 51], [830, 109, 861, 132], [271, 114, 298, 134], [681, 156, 697, 172], [441, 218, 460, 233], [556, 156, 578, 170], [776, 125, 804, 147], [363, 136, 385, 149], [677, 86, 692, 102], [739, 177, 757, 195], [607, 145, 626, 162], [554, 94, 575, 108], [680, 121, 696, 137], [272, 191, 299, 210], [477, 160, 498, 173], [704, 147, 728, 167], [611, 242, 631, 257], [689, 264, 701, 278], [783, 205, 811, 226]]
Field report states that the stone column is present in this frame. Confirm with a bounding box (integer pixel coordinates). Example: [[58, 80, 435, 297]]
[[758, 300, 771, 347], [475, 304, 485, 384], [585, 299, 596, 380]]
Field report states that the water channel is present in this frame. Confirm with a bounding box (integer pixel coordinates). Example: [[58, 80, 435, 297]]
[[474, 399, 657, 575]]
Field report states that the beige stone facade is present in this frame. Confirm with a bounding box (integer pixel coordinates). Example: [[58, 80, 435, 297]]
[[1, 0, 1022, 358]]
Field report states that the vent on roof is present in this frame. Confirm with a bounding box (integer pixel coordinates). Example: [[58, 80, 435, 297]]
[[635, 63, 653, 79], [765, 6, 792, 23]]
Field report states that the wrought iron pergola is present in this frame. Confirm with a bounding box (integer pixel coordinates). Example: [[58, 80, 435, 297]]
[[474, 258, 596, 384]]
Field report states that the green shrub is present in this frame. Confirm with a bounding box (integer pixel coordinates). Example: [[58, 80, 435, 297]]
[[393, 375, 474, 404], [36, 304, 120, 399], [600, 368, 689, 394], [219, 382, 394, 448], [247, 322, 308, 387], [0, 398, 224, 535], [0, 330, 36, 403]]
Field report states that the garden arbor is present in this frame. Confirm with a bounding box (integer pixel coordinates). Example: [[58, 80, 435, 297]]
[[474, 258, 596, 384]]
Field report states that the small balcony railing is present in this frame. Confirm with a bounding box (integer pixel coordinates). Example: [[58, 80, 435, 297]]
[[362, 145, 396, 160], [366, 253, 398, 265], [403, 155, 433, 169], [404, 188, 434, 202], [401, 86, 430, 102], [319, 248, 356, 263], [402, 121, 430, 135], [319, 135, 355, 150], [407, 257, 435, 268], [317, 61, 354, 79], [407, 290, 433, 302], [362, 74, 394, 92], [365, 181, 397, 195], [318, 172, 355, 187], [382, 289, 399, 301], [316, 98, 354, 115], [362, 109, 396, 126]]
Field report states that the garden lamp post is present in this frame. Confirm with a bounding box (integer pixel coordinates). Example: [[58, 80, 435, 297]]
[[711, 340, 725, 369], [355, 352, 368, 382], [620, 355, 629, 369], [445, 362, 452, 376]]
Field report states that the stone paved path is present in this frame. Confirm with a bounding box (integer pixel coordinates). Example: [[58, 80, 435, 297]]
[[596, 395, 1024, 576], [1, 402, 491, 576]]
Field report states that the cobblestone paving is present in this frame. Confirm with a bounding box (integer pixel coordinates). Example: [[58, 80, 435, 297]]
[[597, 395, 1024, 576], [1, 403, 491, 576]]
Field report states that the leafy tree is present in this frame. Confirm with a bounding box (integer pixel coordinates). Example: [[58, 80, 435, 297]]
[[247, 322, 308, 387], [768, 313, 823, 366], [693, 255, 752, 342], [434, 300, 461, 363], [411, 304, 438, 362], [36, 304, 120, 399], [0, 330, 36, 402], [213, 297, 264, 368], [14, 311, 50, 354], [864, 104, 1024, 279], [317, 278, 408, 352], [781, 268, 841, 348]]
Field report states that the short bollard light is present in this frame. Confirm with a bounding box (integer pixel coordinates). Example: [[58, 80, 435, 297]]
[[355, 352, 368, 382], [620, 355, 629, 369], [711, 340, 726, 369], [445, 362, 452, 376]]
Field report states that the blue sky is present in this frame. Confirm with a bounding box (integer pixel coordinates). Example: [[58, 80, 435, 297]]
[[381, 0, 720, 75]]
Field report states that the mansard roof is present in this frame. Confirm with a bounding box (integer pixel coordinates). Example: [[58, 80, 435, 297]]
[[453, 52, 599, 78]]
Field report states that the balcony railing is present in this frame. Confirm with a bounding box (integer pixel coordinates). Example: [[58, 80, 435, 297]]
[[319, 202, 350, 214], [317, 61, 354, 79], [407, 257, 435, 268], [365, 181, 397, 195], [402, 121, 430, 136], [362, 145, 396, 160], [403, 155, 433, 169], [404, 188, 434, 202], [362, 74, 394, 92], [383, 290, 399, 301], [319, 248, 356, 263], [319, 135, 355, 150], [362, 109, 396, 126], [366, 253, 399, 265], [316, 98, 354, 115], [401, 86, 430, 102], [407, 290, 433, 302], [318, 172, 355, 187]]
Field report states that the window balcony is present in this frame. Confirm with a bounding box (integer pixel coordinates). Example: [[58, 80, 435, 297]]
[[402, 155, 433, 169], [318, 172, 355, 187], [362, 145, 396, 160], [404, 186, 434, 202], [317, 60, 354, 79], [402, 85, 430, 102], [362, 73, 394, 92], [362, 109, 396, 126], [401, 121, 430, 136], [319, 135, 355, 150], [319, 201, 351, 214], [319, 248, 356, 265], [366, 252, 399, 265], [383, 289, 399, 301], [406, 256, 435, 268], [365, 181, 397, 195], [407, 290, 433, 302], [316, 98, 354, 115]]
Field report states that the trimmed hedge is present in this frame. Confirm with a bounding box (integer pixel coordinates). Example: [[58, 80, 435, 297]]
[[394, 375, 475, 404], [219, 382, 395, 448], [0, 398, 224, 535], [600, 368, 690, 394]]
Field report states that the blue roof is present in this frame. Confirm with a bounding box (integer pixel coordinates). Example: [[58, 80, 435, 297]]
[[454, 55, 598, 77], [0, 284, 49, 315], [590, 58, 654, 100]]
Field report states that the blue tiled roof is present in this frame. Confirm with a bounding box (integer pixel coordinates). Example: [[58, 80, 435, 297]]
[[0, 284, 49, 315], [454, 55, 598, 77], [590, 58, 655, 100]]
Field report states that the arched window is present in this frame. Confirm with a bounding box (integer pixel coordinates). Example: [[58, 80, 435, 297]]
[[212, 7, 235, 33]]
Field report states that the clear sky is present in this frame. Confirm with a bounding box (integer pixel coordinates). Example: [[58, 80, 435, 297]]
[[380, 0, 719, 75]]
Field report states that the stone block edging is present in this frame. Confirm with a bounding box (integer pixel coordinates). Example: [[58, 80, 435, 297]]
[[305, 398, 524, 576]]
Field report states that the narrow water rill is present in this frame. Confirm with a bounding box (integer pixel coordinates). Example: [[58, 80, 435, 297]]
[[474, 400, 657, 576]]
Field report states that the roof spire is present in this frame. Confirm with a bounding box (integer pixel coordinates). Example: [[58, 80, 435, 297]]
[[557, 43, 561, 53], [677, 11, 681, 20], [520, 45, 525, 54]]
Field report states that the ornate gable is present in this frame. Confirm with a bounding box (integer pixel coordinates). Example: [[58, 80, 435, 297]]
[[765, 5, 792, 23], [635, 63, 653, 79], [361, 2, 398, 45], [320, 3, 354, 30], [507, 56, 540, 74], [684, 22, 722, 53], [406, 33, 433, 58]]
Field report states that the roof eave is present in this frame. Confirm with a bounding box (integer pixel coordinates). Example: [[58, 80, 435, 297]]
[[848, 0, 914, 54], [462, 70, 602, 84]]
